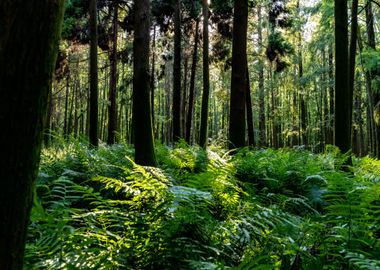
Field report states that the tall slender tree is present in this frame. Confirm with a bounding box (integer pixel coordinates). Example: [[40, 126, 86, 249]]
[[89, 0, 99, 147], [348, 0, 358, 150], [151, 25, 157, 130], [173, 0, 182, 142], [365, 0, 379, 158], [229, 0, 248, 149], [334, 0, 351, 154], [257, 4, 267, 147], [199, 0, 210, 148], [186, 18, 200, 144], [133, 0, 157, 166], [327, 44, 334, 145], [246, 66, 255, 147], [0, 0, 65, 268], [107, 2, 119, 144]]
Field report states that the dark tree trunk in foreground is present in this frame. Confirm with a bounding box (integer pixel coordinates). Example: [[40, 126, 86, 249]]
[[173, 0, 182, 143], [0, 1, 65, 268], [246, 67, 255, 147], [133, 0, 157, 166], [334, 0, 351, 154], [199, 0, 210, 148], [186, 19, 199, 144], [229, 0, 248, 149], [89, 0, 99, 147], [107, 3, 118, 144]]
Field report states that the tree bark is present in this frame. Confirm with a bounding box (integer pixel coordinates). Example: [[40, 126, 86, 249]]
[[0, 0, 65, 268], [348, 0, 358, 154], [365, 0, 379, 158], [199, 0, 210, 148], [258, 4, 266, 147], [328, 45, 334, 145], [133, 0, 157, 166], [151, 25, 156, 131], [186, 19, 199, 144], [107, 4, 118, 144], [173, 0, 182, 143], [229, 0, 248, 149], [246, 66, 255, 147], [89, 0, 99, 147], [299, 34, 308, 147], [334, 0, 351, 154]]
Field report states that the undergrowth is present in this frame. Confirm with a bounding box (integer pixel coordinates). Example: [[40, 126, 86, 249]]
[[25, 141, 380, 269]]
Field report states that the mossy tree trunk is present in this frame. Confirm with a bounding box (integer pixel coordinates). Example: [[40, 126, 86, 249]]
[[133, 0, 157, 166], [0, 0, 65, 268]]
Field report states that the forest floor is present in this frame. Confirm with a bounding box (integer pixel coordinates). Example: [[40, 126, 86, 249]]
[[25, 140, 380, 269]]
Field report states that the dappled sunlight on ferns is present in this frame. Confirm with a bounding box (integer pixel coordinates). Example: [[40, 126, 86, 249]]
[[25, 142, 380, 269]]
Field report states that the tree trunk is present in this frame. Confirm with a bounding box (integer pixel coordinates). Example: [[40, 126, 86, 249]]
[[133, 0, 157, 166], [299, 35, 308, 147], [89, 0, 99, 147], [334, 0, 351, 154], [246, 66, 255, 147], [348, 0, 358, 154], [365, 0, 379, 158], [328, 45, 334, 145], [151, 25, 156, 131], [358, 27, 375, 155], [0, 1, 65, 268], [200, 0, 210, 148], [182, 55, 189, 138], [257, 4, 266, 147], [173, 0, 182, 143], [186, 19, 199, 144], [229, 0, 248, 149], [107, 4, 118, 144], [323, 50, 329, 148]]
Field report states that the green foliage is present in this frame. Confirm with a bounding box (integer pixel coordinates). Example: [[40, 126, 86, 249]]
[[361, 48, 380, 92], [62, 0, 87, 40], [26, 142, 380, 269]]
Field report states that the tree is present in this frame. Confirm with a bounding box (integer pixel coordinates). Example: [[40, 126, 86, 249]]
[[186, 18, 200, 144], [257, 4, 267, 147], [199, 0, 210, 148], [89, 0, 99, 147], [173, 0, 182, 142], [107, 2, 119, 144], [133, 0, 157, 166], [229, 0, 248, 149], [0, 0, 65, 268], [365, 0, 379, 158], [334, 0, 351, 154], [348, 0, 358, 151], [246, 66, 255, 147]]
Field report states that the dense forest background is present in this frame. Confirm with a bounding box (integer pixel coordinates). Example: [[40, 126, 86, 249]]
[[45, 0, 380, 158], [1, 0, 380, 269]]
